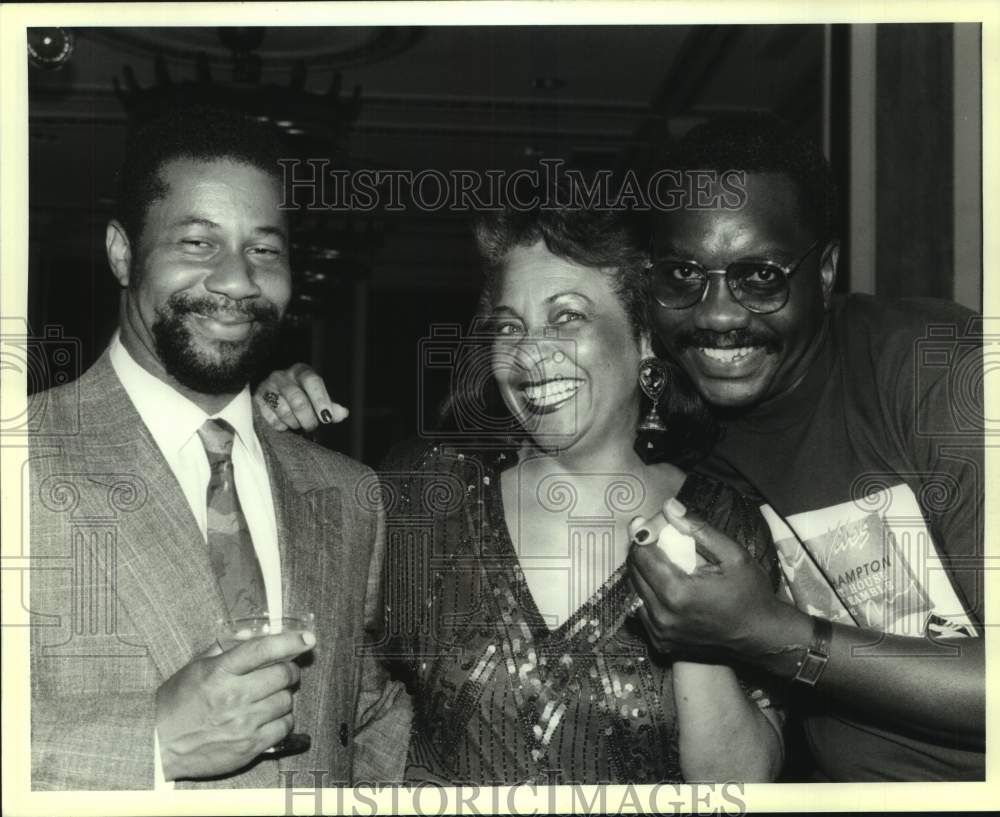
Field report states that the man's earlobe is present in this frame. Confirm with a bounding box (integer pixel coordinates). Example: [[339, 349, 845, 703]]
[[820, 241, 839, 308], [106, 221, 132, 287]]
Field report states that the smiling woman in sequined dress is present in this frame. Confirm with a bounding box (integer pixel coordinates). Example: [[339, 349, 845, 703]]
[[256, 202, 784, 785]]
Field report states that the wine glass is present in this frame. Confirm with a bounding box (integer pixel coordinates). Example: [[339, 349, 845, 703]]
[[216, 611, 315, 757]]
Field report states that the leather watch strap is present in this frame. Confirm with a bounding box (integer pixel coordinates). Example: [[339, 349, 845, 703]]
[[792, 615, 833, 686]]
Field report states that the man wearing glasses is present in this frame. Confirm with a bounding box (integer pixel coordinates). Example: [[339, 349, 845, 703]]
[[629, 113, 984, 781]]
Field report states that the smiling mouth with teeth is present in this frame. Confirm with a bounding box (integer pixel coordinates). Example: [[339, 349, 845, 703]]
[[698, 346, 761, 363], [521, 377, 584, 408]]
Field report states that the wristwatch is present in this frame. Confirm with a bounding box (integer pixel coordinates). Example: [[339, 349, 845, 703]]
[[792, 615, 832, 686]]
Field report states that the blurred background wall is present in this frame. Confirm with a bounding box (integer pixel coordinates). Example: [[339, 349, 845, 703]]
[[26, 23, 982, 466]]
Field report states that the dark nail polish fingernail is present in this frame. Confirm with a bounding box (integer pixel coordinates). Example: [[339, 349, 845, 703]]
[[634, 528, 649, 543], [321, 409, 333, 424]]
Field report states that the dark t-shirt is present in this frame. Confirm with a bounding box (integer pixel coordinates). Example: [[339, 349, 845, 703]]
[[695, 294, 984, 781]]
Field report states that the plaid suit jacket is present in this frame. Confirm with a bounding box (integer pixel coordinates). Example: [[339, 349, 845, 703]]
[[29, 352, 411, 789]]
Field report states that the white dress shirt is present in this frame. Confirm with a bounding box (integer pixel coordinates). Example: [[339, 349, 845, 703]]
[[108, 332, 282, 785]]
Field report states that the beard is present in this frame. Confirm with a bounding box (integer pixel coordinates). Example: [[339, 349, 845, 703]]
[[150, 292, 283, 394]]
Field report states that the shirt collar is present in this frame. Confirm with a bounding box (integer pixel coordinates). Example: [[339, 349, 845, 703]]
[[109, 331, 262, 463], [215, 387, 264, 463]]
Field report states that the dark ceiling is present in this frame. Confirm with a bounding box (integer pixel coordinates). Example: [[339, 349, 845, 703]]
[[29, 25, 826, 292]]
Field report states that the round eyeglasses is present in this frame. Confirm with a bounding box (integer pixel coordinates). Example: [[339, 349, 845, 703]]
[[648, 239, 823, 315]]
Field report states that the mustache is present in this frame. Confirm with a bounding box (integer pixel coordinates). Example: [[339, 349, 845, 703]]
[[166, 294, 280, 323], [672, 329, 781, 353]]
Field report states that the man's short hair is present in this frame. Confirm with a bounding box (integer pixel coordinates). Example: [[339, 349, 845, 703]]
[[657, 112, 839, 241], [114, 104, 287, 245]]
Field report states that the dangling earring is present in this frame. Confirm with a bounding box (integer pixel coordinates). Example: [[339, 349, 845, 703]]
[[638, 357, 668, 435]]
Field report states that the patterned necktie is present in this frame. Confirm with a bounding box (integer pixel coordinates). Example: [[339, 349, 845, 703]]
[[197, 418, 267, 618]]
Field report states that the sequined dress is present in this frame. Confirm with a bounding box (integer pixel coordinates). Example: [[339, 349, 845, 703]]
[[380, 444, 780, 785]]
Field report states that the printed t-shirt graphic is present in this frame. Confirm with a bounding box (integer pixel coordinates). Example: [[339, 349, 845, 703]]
[[760, 483, 977, 639]]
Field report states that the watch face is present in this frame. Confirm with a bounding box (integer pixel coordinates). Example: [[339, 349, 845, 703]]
[[793, 651, 829, 686]]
